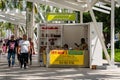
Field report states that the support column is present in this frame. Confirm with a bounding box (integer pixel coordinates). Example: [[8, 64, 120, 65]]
[[14, 24, 19, 39], [26, 2, 34, 38], [37, 24, 40, 63], [111, 0, 115, 65], [30, 3, 34, 39], [17, 25, 20, 37], [88, 0, 117, 69], [80, 11, 83, 23], [87, 3, 112, 65]]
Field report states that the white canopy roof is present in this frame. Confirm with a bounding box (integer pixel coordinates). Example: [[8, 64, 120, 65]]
[[0, 9, 26, 26], [26, 0, 119, 12], [27, 0, 94, 11], [0, 0, 120, 26]]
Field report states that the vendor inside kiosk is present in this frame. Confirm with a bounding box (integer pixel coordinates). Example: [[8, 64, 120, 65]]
[[74, 38, 88, 50], [38, 23, 103, 68]]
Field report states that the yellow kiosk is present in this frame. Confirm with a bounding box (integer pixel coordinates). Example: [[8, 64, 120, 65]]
[[38, 23, 102, 68]]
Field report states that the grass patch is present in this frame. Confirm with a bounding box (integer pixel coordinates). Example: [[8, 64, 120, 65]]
[[103, 49, 120, 62]]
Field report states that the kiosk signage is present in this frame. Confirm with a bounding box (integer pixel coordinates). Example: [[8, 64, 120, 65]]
[[50, 50, 84, 65], [47, 13, 76, 21]]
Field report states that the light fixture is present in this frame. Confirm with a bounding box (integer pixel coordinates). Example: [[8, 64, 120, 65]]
[[95, 3, 111, 11], [92, 7, 110, 14], [10, 18, 15, 21], [76, 0, 86, 2]]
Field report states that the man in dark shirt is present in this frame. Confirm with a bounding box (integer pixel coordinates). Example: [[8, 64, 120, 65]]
[[16, 37, 22, 64], [6, 35, 17, 67]]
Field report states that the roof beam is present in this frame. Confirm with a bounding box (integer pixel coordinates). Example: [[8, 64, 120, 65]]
[[92, 7, 110, 14], [34, 3, 46, 23], [95, 3, 111, 11], [49, 0, 85, 11], [0, 15, 26, 26], [0, 16, 25, 26], [90, 0, 98, 7], [0, 11, 26, 26], [26, 0, 85, 11]]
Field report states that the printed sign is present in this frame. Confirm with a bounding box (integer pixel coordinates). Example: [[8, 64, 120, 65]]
[[49, 50, 84, 65], [47, 13, 76, 21]]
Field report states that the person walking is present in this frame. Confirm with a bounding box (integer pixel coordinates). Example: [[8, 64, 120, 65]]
[[2, 43, 7, 54], [18, 34, 30, 69], [6, 35, 17, 67], [16, 37, 22, 65], [28, 38, 35, 65]]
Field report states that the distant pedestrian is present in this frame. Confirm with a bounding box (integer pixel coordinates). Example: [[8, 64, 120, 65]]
[[16, 37, 22, 64], [18, 34, 30, 69], [28, 38, 35, 65], [0, 39, 3, 43], [2, 43, 7, 54], [6, 35, 17, 67]]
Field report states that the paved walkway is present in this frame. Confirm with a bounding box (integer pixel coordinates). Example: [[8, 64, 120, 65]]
[[1, 54, 120, 80]]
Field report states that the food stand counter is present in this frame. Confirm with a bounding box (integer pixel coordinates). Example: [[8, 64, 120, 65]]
[[47, 50, 89, 67]]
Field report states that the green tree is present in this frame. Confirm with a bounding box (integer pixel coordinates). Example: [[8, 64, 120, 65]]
[[115, 7, 120, 33], [76, 7, 120, 45], [83, 12, 92, 23], [4, 23, 14, 32], [0, 22, 4, 37], [0, 0, 6, 11], [94, 10, 111, 44]]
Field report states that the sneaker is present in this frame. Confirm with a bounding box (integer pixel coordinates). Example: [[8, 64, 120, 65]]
[[24, 65, 29, 69], [26, 65, 29, 68]]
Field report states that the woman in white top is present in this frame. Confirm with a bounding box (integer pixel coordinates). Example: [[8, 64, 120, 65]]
[[18, 34, 30, 69]]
